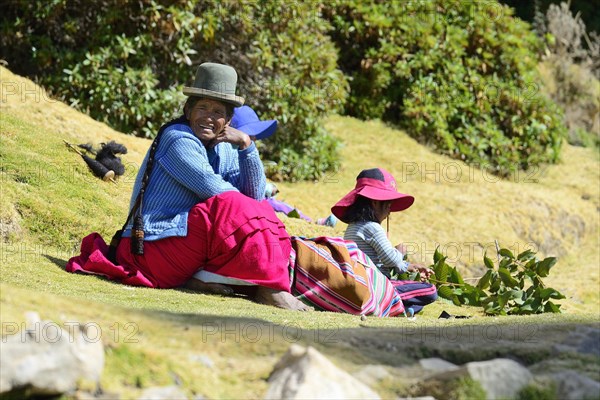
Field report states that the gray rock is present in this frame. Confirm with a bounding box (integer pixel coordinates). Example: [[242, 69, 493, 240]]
[[426, 358, 531, 400], [188, 354, 215, 369], [553, 370, 600, 400], [265, 344, 381, 399], [419, 358, 459, 373], [69, 322, 106, 382], [0, 319, 105, 396], [138, 385, 188, 400], [554, 326, 600, 357], [353, 365, 391, 386]]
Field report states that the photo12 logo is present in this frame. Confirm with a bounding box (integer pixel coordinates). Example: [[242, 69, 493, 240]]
[[399, 322, 539, 344], [1, 321, 139, 344], [200, 321, 338, 344], [1, 81, 57, 104], [399, 161, 544, 184]]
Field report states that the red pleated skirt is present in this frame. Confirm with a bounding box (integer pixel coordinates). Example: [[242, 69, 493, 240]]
[[67, 191, 292, 292]]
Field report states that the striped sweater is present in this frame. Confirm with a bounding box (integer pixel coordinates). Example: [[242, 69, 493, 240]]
[[124, 117, 266, 241], [344, 221, 409, 277]]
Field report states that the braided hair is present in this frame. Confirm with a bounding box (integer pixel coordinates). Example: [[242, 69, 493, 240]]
[[130, 114, 187, 255]]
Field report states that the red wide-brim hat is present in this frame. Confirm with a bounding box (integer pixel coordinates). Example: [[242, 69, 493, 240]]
[[331, 168, 414, 223]]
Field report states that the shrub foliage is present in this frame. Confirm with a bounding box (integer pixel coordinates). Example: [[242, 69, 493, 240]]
[[0, 0, 348, 181], [399, 246, 565, 315], [1, 0, 568, 180], [324, 0, 567, 176]]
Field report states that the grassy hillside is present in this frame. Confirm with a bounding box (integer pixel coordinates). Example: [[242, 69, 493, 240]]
[[1, 66, 599, 398]]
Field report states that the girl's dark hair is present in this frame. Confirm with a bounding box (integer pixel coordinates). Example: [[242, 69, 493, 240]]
[[342, 195, 378, 223], [183, 96, 235, 119]]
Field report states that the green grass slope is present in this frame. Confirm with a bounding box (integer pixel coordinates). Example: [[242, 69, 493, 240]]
[[1, 66, 599, 398]]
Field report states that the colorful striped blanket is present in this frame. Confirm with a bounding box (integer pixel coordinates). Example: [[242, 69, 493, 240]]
[[290, 236, 406, 317]]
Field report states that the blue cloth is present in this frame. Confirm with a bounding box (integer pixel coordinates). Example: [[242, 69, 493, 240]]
[[124, 116, 266, 241], [392, 281, 438, 314], [344, 221, 409, 276]]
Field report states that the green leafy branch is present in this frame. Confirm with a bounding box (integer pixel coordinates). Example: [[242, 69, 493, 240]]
[[398, 244, 565, 315]]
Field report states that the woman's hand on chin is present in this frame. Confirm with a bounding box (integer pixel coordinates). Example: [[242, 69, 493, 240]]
[[214, 126, 252, 150]]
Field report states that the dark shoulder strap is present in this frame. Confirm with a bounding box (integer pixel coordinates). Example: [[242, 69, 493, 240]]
[[122, 115, 188, 230], [107, 115, 188, 260]]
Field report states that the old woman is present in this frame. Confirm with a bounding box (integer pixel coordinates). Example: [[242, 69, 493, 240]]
[[68, 62, 309, 310]]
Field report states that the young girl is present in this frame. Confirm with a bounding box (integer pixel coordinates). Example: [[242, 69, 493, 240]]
[[332, 167, 437, 314]]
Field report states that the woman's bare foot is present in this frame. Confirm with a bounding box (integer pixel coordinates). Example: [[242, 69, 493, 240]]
[[254, 286, 313, 311], [183, 278, 234, 295]]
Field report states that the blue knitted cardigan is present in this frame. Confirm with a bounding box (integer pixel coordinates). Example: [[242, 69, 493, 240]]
[[123, 116, 266, 241]]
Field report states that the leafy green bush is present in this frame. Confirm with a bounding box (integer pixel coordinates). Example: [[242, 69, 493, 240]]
[[2, 0, 569, 179], [0, 0, 348, 181], [0, 0, 202, 137], [195, 1, 349, 181], [324, 0, 567, 176], [405, 246, 566, 315]]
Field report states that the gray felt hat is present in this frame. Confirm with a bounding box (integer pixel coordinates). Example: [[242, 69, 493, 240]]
[[183, 62, 245, 107]]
